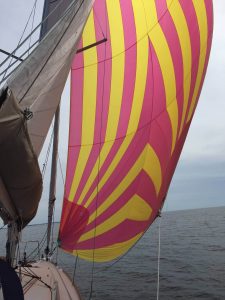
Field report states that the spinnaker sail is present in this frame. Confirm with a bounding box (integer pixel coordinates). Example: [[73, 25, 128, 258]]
[[59, 0, 213, 262]]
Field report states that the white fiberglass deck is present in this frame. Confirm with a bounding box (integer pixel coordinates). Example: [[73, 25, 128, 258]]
[[20, 260, 81, 300]]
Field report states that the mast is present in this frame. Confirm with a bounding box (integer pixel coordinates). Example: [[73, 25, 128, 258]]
[[6, 222, 19, 266], [39, 0, 67, 259], [45, 105, 60, 256], [40, 0, 59, 258]]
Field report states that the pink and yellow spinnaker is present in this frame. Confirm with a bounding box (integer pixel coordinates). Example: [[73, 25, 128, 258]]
[[59, 0, 213, 262]]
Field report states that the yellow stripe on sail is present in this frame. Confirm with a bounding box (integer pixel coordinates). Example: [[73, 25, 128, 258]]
[[76, 0, 125, 205], [88, 144, 161, 225], [104, 0, 125, 141], [187, 1, 208, 122], [167, 0, 192, 137], [79, 195, 152, 242], [143, 146, 162, 194], [143, 0, 178, 154], [69, 11, 97, 201], [74, 233, 142, 262], [78, 2, 149, 209]]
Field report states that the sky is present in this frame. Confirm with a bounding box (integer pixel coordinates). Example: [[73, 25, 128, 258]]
[[0, 0, 224, 225]]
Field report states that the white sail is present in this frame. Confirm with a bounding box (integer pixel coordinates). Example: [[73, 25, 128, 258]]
[[0, 0, 94, 226]]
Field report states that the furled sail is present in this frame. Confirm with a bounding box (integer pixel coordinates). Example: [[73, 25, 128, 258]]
[[0, 0, 94, 227], [59, 0, 213, 262]]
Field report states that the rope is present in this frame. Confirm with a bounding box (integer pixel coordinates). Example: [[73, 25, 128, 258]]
[[88, 10, 108, 299], [26, 228, 48, 260], [0, 40, 39, 82], [89, 11, 107, 300], [58, 154, 65, 184], [42, 128, 54, 178], [93, 8, 106, 39], [72, 256, 78, 284], [156, 215, 161, 300]]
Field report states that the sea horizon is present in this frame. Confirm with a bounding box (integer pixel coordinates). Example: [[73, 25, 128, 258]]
[[1, 206, 224, 299]]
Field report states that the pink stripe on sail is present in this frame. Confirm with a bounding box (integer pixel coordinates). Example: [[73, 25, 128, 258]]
[[158, 1, 183, 134], [150, 40, 172, 165], [93, 0, 112, 144], [70, 49, 84, 146], [160, 116, 191, 201], [155, 0, 170, 20], [137, 39, 154, 130], [187, 0, 213, 123], [65, 49, 84, 194], [149, 120, 170, 177], [92, 0, 108, 63], [179, 0, 200, 125], [65, 147, 81, 197]]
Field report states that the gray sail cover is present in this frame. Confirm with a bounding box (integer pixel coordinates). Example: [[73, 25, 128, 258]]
[[0, 0, 94, 227]]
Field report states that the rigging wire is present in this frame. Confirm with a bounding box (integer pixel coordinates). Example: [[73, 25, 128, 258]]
[[0, 0, 69, 85], [156, 216, 161, 300], [88, 9, 108, 298], [0, 224, 6, 231], [1, 0, 38, 82], [25, 126, 54, 261], [42, 129, 54, 178], [0, 40, 39, 79], [0, 0, 66, 70], [19, 0, 85, 103], [93, 8, 106, 40], [28, 0, 38, 57], [26, 229, 48, 260], [58, 154, 65, 185], [72, 256, 78, 284]]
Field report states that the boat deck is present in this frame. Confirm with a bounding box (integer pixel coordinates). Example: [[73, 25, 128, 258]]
[[19, 260, 81, 300]]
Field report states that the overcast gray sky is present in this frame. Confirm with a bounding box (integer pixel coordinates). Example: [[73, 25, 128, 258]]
[[0, 1, 224, 224]]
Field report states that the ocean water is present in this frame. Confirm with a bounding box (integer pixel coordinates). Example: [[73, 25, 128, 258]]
[[0, 206, 225, 299]]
